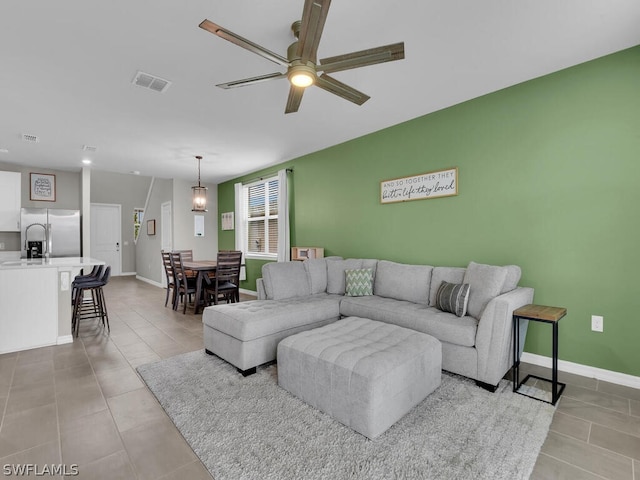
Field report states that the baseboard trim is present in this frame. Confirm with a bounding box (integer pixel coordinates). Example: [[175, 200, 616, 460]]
[[240, 288, 257, 297], [135, 275, 163, 288], [120, 272, 136, 276], [521, 352, 640, 389], [57, 335, 73, 345]]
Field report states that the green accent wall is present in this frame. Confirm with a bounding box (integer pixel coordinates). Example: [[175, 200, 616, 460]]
[[219, 46, 640, 377]]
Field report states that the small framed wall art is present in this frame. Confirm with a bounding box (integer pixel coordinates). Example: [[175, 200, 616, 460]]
[[221, 212, 234, 230], [147, 219, 156, 235], [30, 173, 56, 202]]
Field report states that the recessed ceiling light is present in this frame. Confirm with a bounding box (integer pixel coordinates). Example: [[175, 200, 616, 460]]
[[0, 148, 8, 154], [82, 159, 92, 165]]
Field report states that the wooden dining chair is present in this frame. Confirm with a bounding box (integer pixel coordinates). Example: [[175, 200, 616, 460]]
[[170, 251, 197, 313], [161, 250, 177, 308], [172, 249, 197, 279], [204, 251, 242, 306], [172, 249, 192, 260]]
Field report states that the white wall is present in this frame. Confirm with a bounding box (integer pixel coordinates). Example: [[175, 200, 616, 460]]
[[136, 178, 173, 284], [91, 171, 152, 273]]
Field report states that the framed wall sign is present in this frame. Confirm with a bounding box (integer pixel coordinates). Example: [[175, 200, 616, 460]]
[[380, 167, 458, 204], [30, 173, 56, 201], [147, 219, 156, 235]]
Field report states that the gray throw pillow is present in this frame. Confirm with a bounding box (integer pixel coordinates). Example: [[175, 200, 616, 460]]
[[435, 281, 470, 317], [428, 267, 467, 306]]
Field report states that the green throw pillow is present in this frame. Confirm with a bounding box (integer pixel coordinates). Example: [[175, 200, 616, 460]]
[[435, 281, 470, 317], [345, 268, 374, 297]]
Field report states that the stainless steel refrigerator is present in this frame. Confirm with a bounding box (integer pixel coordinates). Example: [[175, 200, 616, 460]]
[[20, 208, 81, 258]]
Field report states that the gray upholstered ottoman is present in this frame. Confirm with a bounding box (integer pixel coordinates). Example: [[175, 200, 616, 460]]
[[277, 316, 442, 439]]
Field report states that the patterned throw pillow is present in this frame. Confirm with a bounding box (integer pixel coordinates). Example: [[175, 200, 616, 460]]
[[435, 281, 470, 317], [344, 268, 374, 297]]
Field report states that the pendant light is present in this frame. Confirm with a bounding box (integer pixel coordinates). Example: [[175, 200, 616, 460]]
[[191, 155, 207, 212]]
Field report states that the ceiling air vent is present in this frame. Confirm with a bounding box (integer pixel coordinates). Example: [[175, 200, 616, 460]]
[[82, 145, 98, 152], [132, 71, 171, 93], [22, 134, 40, 143]]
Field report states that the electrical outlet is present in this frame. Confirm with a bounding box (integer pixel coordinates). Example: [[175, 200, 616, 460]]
[[591, 315, 603, 332]]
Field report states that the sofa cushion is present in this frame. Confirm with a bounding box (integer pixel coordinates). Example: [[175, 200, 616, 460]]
[[428, 267, 466, 306], [326, 259, 363, 294], [434, 281, 470, 317], [303, 258, 329, 294], [262, 261, 311, 300], [463, 262, 508, 319], [340, 295, 478, 347], [374, 260, 433, 305], [501, 265, 522, 294], [345, 268, 374, 297], [360, 259, 379, 281]]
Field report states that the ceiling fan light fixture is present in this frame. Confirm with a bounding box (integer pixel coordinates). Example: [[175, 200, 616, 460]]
[[288, 62, 316, 88]]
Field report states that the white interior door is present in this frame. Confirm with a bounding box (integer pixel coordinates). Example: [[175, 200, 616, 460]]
[[160, 201, 172, 287], [90, 203, 122, 276]]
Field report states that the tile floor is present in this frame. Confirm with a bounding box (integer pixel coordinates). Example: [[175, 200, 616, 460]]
[[0, 276, 638, 479]]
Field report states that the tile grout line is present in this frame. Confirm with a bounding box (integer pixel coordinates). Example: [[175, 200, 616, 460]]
[[81, 326, 143, 479], [52, 349, 63, 475], [538, 452, 611, 480], [0, 354, 17, 433], [561, 393, 640, 421], [553, 427, 637, 476]]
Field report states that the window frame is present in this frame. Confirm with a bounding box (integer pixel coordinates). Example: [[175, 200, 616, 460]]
[[244, 176, 279, 260]]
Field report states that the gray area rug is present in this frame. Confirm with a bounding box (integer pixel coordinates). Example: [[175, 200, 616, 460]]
[[137, 351, 554, 480]]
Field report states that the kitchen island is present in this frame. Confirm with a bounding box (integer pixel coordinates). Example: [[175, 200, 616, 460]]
[[0, 257, 104, 354]]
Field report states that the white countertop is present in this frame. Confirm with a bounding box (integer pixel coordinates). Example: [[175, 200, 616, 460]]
[[0, 257, 105, 270]]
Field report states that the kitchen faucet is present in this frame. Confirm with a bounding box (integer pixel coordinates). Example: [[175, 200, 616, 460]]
[[24, 223, 49, 258]]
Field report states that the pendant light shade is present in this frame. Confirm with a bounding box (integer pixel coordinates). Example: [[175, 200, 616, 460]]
[[192, 156, 207, 212]]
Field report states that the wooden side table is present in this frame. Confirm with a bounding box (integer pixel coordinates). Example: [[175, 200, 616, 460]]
[[512, 304, 567, 405]]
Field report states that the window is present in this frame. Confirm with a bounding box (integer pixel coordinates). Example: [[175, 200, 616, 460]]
[[133, 208, 144, 244], [245, 177, 278, 257]]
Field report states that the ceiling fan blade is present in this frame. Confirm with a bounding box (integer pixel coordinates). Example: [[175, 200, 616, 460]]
[[199, 19, 290, 67], [318, 42, 405, 74], [216, 72, 287, 89], [315, 74, 370, 106], [296, 0, 331, 63], [285, 86, 305, 114]]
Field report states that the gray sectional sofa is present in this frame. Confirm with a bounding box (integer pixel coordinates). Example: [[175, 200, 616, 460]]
[[202, 257, 533, 390]]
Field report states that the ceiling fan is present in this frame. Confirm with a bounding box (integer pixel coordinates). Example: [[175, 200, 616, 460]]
[[199, 0, 405, 114]]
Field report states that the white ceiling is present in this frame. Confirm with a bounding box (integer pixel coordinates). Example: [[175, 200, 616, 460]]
[[1, 1, 639, 185]]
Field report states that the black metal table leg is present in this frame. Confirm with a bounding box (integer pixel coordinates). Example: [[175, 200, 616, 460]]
[[512, 304, 567, 406]]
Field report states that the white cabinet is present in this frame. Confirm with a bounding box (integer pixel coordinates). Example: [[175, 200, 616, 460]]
[[0, 171, 21, 231]]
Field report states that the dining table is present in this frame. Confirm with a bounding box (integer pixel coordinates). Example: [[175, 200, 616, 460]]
[[182, 260, 217, 314]]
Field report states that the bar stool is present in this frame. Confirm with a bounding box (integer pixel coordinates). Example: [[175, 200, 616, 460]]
[[71, 265, 104, 306], [72, 266, 111, 337]]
